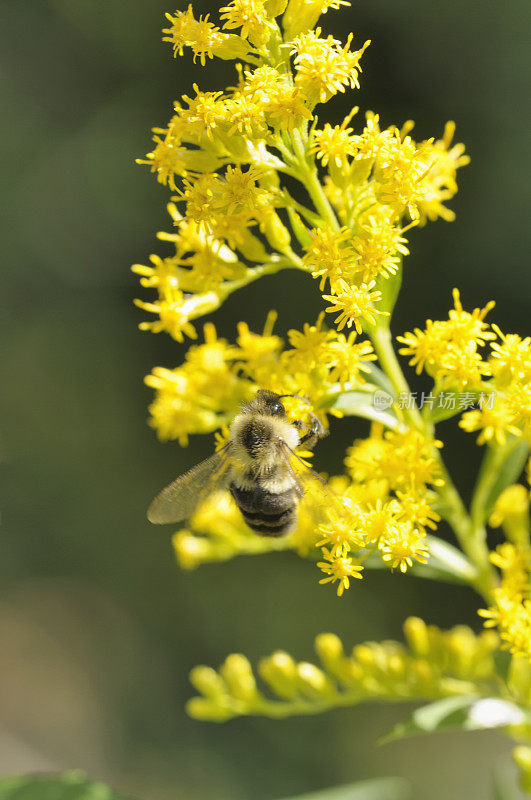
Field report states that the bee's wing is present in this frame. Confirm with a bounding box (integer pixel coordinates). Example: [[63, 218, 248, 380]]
[[147, 445, 232, 524], [276, 440, 339, 525]]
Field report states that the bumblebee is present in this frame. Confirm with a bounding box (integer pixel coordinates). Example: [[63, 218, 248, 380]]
[[147, 390, 327, 536]]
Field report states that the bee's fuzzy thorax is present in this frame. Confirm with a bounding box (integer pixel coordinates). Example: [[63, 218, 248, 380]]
[[229, 412, 299, 474]]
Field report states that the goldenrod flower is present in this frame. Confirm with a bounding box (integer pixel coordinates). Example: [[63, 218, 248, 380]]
[[459, 398, 521, 446], [180, 85, 228, 141], [311, 113, 358, 167], [416, 121, 470, 225], [350, 214, 412, 282], [490, 324, 531, 388], [317, 548, 364, 596], [302, 226, 357, 289], [163, 6, 224, 64], [358, 499, 400, 544], [263, 83, 313, 129], [220, 0, 271, 45], [236, 312, 283, 364], [220, 164, 270, 214], [397, 289, 495, 388], [446, 288, 495, 345], [316, 519, 365, 556], [292, 30, 370, 106], [379, 522, 429, 573], [395, 488, 440, 531], [327, 331, 376, 388], [489, 485, 529, 530], [323, 278, 386, 334], [285, 313, 336, 369], [372, 129, 434, 220]]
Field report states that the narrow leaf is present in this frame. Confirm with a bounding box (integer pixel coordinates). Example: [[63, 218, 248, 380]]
[[428, 389, 479, 424], [327, 390, 402, 430], [381, 695, 530, 745], [363, 535, 476, 585], [361, 363, 397, 398], [472, 439, 529, 524], [374, 260, 402, 318]]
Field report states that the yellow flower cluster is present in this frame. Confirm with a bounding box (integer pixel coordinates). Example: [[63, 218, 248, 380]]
[[398, 292, 531, 445], [145, 311, 375, 445], [186, 616, 499, 720], [398, 288, 495, 390], [313, 425, 442, 594], [480, 539, 531, 660], [134, 1, 468, 345]]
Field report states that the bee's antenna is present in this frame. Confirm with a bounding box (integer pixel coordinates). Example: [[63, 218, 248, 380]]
[[278, 393, 311, 405]]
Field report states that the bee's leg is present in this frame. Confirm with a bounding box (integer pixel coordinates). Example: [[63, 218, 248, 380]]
[[297, 414, 327, 449]]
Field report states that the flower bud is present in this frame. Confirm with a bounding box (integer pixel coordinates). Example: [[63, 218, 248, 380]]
[[261, 210, 292, 253], [173, 531, 210, 570], [315, 633, 344, 667], [265, 0, 288, 17], [283, 0, 339, 39], [489, 485, 530, 550], [189, 665, 227, 699], [446, 626, 476, 678], [186, 697, 234, 721], [348, 156, 374, 186], [352, 644, 377, 669], [403, 616, 430, 658], [409, 659, 436, 694], [286, 209, 312, 247], [220, 654, 258, 701], [258, 651, 299, 698], [213, 35, 252, 61], [296, 662, 336, 698], [386, 652, 407, 680]]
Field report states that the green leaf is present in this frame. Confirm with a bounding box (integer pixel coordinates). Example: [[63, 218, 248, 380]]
[[286, 207, 313, 247], [423, 535, 478, 583], [374, 260, 402, 319], [493, 649, 512, 685], [279, 777, 411, 800], [381, 695, 530, 745], [326, 390, 402, 430], [428, 389, 479, 424], [361, 363, 397, 398], [0, 771, 135, 800], [347, 157, 374, 186], [363, 535, 477, 585], [472, 438, 529, 525]]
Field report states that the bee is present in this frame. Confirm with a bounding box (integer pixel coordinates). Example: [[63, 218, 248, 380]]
[[147, 390, 328, 536]]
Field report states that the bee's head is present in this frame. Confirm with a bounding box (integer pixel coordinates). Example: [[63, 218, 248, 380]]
[[245, 390, 312, 418], [247, 390, 286, 417]]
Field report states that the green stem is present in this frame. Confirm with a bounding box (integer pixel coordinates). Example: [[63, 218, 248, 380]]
[[220, 685, 491, 720], [368, 323, 496, 600], [221, 257, 304, 297], [370, 325, 423, 429], [290, 129, 340, 230]]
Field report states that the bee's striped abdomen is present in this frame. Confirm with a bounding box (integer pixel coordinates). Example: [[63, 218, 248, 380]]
[[230, 484, 298, 537]]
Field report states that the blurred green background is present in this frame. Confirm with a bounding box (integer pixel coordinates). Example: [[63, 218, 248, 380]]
[[1, 1, 530, 798]]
